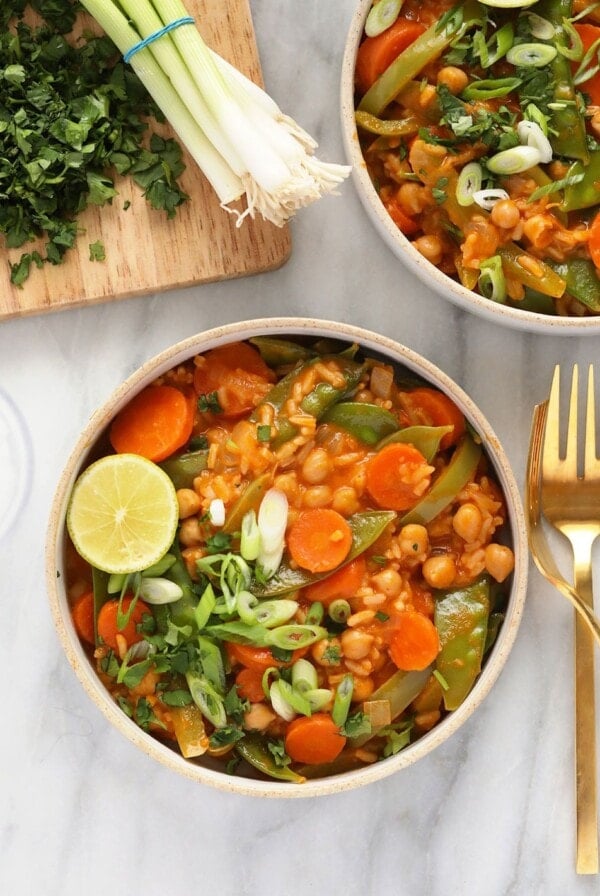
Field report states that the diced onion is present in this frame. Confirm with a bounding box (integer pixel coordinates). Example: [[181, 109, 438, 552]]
[[472, 188, 510, 210], [209, 498, 226, 526]]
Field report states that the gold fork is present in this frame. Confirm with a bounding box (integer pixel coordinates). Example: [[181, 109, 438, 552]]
[[541, 364, 600, 875]]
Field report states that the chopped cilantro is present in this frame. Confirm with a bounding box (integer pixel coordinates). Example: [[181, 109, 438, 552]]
[[89, 241, 106, 262], [205, 532, 233, 554], [198, 391, 223, 414]]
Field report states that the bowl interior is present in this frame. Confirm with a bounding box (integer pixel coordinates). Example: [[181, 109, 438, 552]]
[[46, 317, 528, 797], [340, 0, 600, 335]]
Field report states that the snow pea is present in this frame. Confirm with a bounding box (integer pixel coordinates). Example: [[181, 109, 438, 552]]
[[252, 510, 396, 597], [400, 434, 482, 526], [551, 259, 600, 312], [321, 401, 399, 444], [236, 734, 306, 783], [434, 576, 491, 711], [378, 424, 454, 462], [248, 336, 315, 368], [159, 448, 208, 490], [92, 566, 110, 646], [561, 152, 600, 212], [223, 472, 271, 534], [165, 540, 201, 628]]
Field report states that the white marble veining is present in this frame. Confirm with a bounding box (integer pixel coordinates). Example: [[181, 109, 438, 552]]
[[1, 2, 600, 893]]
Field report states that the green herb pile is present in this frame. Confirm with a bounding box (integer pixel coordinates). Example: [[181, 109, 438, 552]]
[[1, 1, 187, 286]]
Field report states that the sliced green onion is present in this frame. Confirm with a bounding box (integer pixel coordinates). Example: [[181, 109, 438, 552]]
[[432, 668, 450, 691], [524, 12, 555, 41], [195, 582, 217, 629], [240, 510, 261, 561], [138, 576, 184, 604], [472, 188, 509, 210], [461, 77, 522, 100], [486, 145, 541, 175], [365, 0, 403, 37], [252, 598, 299, 628], [256, 424, 271, 443], [266, 624, 328, 651], [261, 666, 279, 700], [329, 599, 352, 623], [141, 553, 176, 577], [517, 120, 553, 163], [198, 636, 226, 692], [456, 161, 483, 207], [305, 688, 334, 711], [256, 487, 288, 578], [478, 255, 507, 303], [484, 22, 515, 66], [269, 680, 296, 721], [506, 42, 557, 67], [107, 572, 127, 594], [478, 0, 538, 7], [186, 671, 227, 728], [305, 601, 324, 625], [524, 103, 549, 136], [291, 658, 318, 694], [236, 589, 259, 624], [332, 674, 354, 728], [557, 18, 583, 61], [573, 36, 600, 85]]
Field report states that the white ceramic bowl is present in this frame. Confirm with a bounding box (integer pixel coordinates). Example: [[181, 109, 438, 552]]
[[46, 318, 528, 797], [340, 0, 600, 336]]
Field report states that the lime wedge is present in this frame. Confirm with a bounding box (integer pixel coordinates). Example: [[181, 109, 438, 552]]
[[67, 453, 179, 575]]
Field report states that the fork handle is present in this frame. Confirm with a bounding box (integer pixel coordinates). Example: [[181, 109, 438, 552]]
[[573, 534, 599, 874]]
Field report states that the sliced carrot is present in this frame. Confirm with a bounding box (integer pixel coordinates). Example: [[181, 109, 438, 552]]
[[573, 24, 600, 105], [109, 384, 194, 462], [71, 590, 95, 645], [284, 713, 347, 765], [402, 387, 466, 449], [97, 595, 151, 652], [193, 342, 275, 418], [235, 667, 266, 703], [389, 611, 440, 671], [226, 642, 306, 673], [304, 556, 367, 606], [366, 442, 432, 511], [287, 508, 353, 574], [355, 19, 427, 95], [383, 197, 419, 236], [589, 210, 600, 269]]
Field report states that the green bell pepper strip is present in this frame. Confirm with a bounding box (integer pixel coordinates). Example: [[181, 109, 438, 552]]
[[248, 336, 315, 368], [518, 288, 558, 315], [355, 110, 421, 137], [530, 0, 589, 163], [359, 0, 482, 116], [350, 666, 433, 747], [561, 152, 600, 212], [434, 576, 491, 711], [377, 424, 454, 462], [551, 258, 600, 312], [251, 510, 396, 598], [321, 401, 399, 444], [497, 245, 567, 299], [159, 449, 208, 490], [400, 434, 482, 526], [235, 734, 307, 783]]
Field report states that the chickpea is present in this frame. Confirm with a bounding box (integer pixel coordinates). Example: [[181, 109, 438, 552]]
[[332, 486, 360, 516], [345, 657, 373, 677], [301, 447, 333, 484], [422, 554, 456, 589], [341, 628, 374, 660], [312, 637, 342, 667], [302, 485, 333, 508], [436, 66, 469, 94], [453, 502, 484, 544], [371, 567, 403, 598], [351, 676, 375, 702], [176, 488, 202, 519], [398, 523, 429, 558], [484, 543, 515, 582], [412, 234, 444, 266], [490, 199, 520, 230], [244, 703, 277, 732], [178, 516, 204, 547], [398, 182, 431, 216]]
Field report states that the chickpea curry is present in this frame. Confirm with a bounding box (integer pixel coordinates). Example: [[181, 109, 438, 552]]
[[355, 0, 600, 317], [66, 337, 515, 783]]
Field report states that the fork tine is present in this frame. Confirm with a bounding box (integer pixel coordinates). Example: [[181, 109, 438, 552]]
[[564, 364, 580, 478], [584, 365, 599, 477], [543, 365, 563, 473]]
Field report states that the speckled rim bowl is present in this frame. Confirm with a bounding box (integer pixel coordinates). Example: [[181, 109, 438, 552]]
[[340, 0, 600, 336], [46, 318, 528, 798]]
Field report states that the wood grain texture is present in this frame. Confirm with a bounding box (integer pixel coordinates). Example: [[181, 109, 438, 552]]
[[0, 0, 291, 321]]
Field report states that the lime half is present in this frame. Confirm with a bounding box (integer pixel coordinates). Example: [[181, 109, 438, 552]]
[[67, 453, 179, 575]]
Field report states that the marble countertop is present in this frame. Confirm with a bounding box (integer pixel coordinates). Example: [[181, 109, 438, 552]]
[[1, 2, 599, 893]]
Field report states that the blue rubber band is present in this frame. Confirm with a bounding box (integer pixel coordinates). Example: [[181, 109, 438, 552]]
[[124, 16, 195, 64]]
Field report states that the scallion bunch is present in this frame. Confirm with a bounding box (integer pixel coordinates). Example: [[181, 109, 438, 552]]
[[80, 0, 351, 225]]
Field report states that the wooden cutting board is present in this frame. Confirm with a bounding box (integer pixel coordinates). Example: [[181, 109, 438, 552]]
[[0, 1, 291, 321]]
